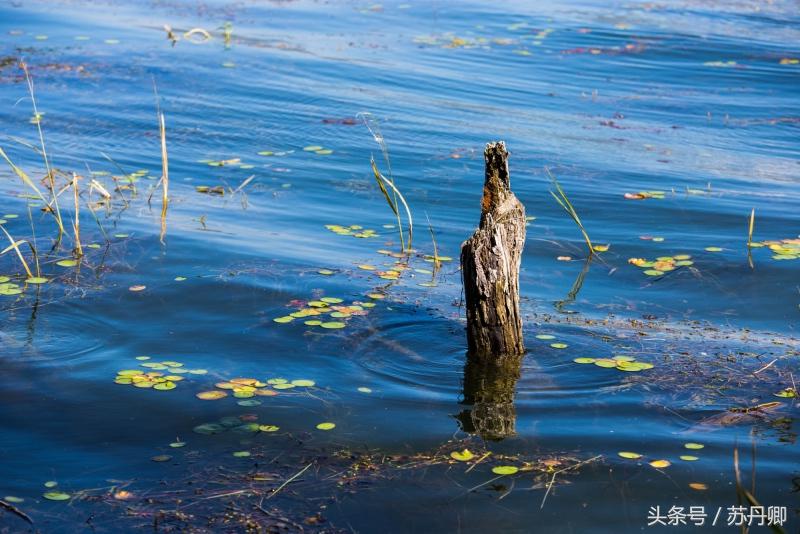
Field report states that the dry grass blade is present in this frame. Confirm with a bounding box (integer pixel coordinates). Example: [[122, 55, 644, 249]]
[[425, 212, 440, 269], [265, 463, 312, 500], [159, 112, 169, 243], [747, 208, 755, 247], [0, 148, 50, 206], [0, 226, 33, 278], [0, 499, 33, 526], [733, 446, 785, 534], [547, 168, 594, 255], [22, 62, 64, 240]]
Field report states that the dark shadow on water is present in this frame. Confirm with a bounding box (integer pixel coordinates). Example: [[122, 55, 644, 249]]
[[457, 352, 523, 441]]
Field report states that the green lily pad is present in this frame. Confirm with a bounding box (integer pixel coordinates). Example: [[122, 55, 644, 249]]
[[491, 466, 519, 475], [684, 443, 704, 450], [43, 491, 71, 501], [316, 422, 336, 430], [594, 359, 618, 368], [320, 322, 346, 329], [450, 449, 475, 461], [573, 357, 596, 364], [618, 451, 642, 459], [25, 277, 49, 284], [56, 259, 79, 267], [550, 343, 568, 349]]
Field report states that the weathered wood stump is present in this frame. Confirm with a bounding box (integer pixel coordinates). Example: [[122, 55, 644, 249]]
[[460, 141, 526, 359]]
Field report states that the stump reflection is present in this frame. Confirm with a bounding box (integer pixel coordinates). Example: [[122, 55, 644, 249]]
[[457, 353, 522, 441]]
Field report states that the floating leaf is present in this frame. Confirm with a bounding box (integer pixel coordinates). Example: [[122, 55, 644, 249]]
[[196, 391, 227, 400], [303, 145, 323, 151], [272, 383, 295, 390], [680, 455, 699, 461], [44, 481, 58, 488], [773, 388, 796, 398], [291, 379, 315, 387], [688, 482, 708, 491], [259, 425, 279, 432], [450, 449, 475, 461], [491, 466, 519, 475], [43, 492, 70, 501], [684, 443, 704, 450], [357, 387, 372, 393], [573, 357, 596, 364], [594, 359, 618, 368], [25, 277, 48, 284], [643, 270, 663, 276], [550, 343, 568, 349], [320, 322, 346, 329], [56, 259, 79, 267], [232, 451, 251, 457], [536, 334, 555, 340], [129, 285, 146, 292], [151, 455, 171, 462], [316, 422, 336, 430], [618, 451, 642, 459], [704, 247, 722, 252], [169, 441, 186, 448], [273, 316, 294, 323], [649, 459, 670, 468], [153, 381, 176, 391]]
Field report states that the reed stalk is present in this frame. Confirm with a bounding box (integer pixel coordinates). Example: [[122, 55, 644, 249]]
[[72, 173, 83, 257], [547, 168, 594, 255]]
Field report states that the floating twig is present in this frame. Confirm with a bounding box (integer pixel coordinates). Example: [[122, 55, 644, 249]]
[[540, 455, 602, 509]]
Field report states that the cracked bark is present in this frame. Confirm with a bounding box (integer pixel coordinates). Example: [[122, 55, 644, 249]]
[[461, 141, 526, 360]]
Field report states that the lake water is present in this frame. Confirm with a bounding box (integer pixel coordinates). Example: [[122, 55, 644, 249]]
[[1, 0, 798, 532]]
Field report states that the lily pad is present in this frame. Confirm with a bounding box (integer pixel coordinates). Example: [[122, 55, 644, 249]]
[[196, 391, 227, 400], [450, 449, 475, 461], [618, 451, 642, 459], [649, 459, 670, 468], [43, 492, 71, 501], [573, 357, 596, 364], [491, 466, 519, 475], [316, 422, 336, 430]]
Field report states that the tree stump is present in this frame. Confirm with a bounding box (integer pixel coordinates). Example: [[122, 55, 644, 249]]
[[460, 141, 526, 359]]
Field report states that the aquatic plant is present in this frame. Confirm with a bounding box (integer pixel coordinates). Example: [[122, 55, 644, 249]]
[[359, 112, 413, 252], [546, 168, 594, 255]]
